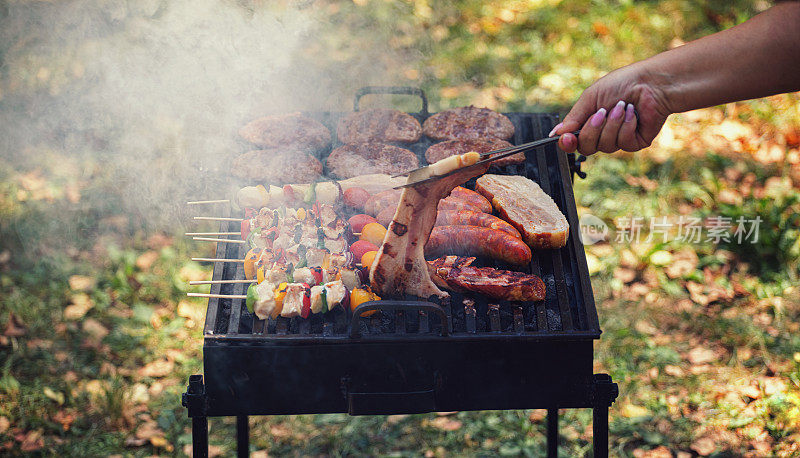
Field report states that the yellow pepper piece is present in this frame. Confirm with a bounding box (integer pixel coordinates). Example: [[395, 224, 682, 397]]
[[271, 282, 288, 319], [296, 208, 307, 221], [350, 288, 380, 317], [243, 248, 260, 280], [256, 266, 265, 284]]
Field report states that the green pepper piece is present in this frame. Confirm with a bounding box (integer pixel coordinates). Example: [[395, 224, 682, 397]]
[[320, 288, 328, 313], [246, 227, 259, 249], [304, 181, 317, 205], [246, 283, 258, 313]]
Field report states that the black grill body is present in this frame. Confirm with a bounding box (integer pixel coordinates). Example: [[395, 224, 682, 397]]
[[183, 87, 617, 457]]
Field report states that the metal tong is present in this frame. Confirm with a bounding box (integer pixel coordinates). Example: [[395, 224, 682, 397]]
[[393, 131, 579, 189]]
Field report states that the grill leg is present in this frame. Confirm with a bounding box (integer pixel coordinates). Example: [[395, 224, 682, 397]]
[[592, 406, 608, 458], [192, 416, 209, 458], [546, 408, 558, 458], [592, 374, 619, 458], [237, 415, 249, 458], [183, 375, 209, 458]]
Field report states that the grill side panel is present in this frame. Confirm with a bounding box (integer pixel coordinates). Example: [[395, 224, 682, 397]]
[[203, 339, 594, 416]]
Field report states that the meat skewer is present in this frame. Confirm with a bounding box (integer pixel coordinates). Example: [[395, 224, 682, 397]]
[[187, 199, 230, 205], [193, 216, 244, 222], [191, 258, 245, 263], [192, 237, 245, 244], [187, 292, 247, 299]]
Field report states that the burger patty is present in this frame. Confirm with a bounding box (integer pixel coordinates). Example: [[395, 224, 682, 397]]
[[422, 106, 515, 141], [239, 113, 331, 151], [231, 149, 323, 184], [425, 139, 525, 168], [326, 142, 419, 179], [337, 108, 422, 144]]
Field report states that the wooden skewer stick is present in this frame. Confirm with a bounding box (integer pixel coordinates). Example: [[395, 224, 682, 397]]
[[187, 199, 230, 205], [185, 231, 241, 236], [193, 216, 244, 222], [187, 292, 247, 299], [193, 237, 245, 244], [189, 279, 253, 285], [191, 257, 245, 262]]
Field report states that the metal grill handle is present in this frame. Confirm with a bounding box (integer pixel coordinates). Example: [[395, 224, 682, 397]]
[[349, 300, 449, 338], [354, 86, 429, 115]]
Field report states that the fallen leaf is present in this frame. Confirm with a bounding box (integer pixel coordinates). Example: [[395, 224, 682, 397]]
[[665, 249, 698, 279], [687, 347, 717, 365], [430, 416, 462, 431], [633, 446, 672, 458], [64, 293, 94, 320], [68, 275, 96, 291], [386, 415, 408, 425], [649, 250, 673, 266], [691, 437, 716, 456], [0, 417, 9, 433], [82, 319, 108, 340], [591, 21, 609, 36], [43, 387, 65, 405], [125, 436, 147, 447], [51, 410, 75, 431], [149, 435, 173, 451], [528, 410, 546, 422], [17, 430, 43, 452], [128, 383, 150, 404], [135, 421, 162, 440], [270, 424, 291, 438], [3, 312, 26, 337], [664, 365, 685, 377], [620, 403, 648, 418], [138, 359, 174, 378], [135, 251, 159, 271]]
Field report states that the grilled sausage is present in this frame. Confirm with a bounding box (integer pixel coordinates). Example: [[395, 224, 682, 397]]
[[450, 187, 492, 213], [435, 210, 521, 239], [425, 226, 532, 266], [364, 189, 403, 217]]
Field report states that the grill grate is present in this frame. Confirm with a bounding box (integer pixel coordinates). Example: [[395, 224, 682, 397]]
[[202, 112, 599, 342]]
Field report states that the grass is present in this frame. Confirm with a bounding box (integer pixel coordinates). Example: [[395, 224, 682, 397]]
[[2, 0, 800, 456]]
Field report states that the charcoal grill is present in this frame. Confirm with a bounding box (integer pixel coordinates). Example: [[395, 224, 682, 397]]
[[182, 87, 617, 457]]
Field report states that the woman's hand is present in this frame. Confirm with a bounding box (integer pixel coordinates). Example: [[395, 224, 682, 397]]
[[550, 64, 673, 155]]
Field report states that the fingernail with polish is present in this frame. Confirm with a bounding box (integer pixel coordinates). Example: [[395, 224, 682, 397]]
[[590, 108, 607, 127], [610, 100, 625, 120], [548, 122, 563, 137], [625, 103, 635, 122]]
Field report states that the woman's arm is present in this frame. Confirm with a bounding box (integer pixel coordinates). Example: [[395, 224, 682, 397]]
[[552, 2, 800, 155]]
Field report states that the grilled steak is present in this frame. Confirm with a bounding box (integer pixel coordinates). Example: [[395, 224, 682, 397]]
[[337, 109, 422, 144], [475, 174, 569, 249], [369, 152, 489, 299], [231, 149, 323, 185], [425, 139, 524, 168], [239, 113, 331, 151], [422, 106, 515, 141], [326, 142, 419, 179], [429, 256, 546, 301]]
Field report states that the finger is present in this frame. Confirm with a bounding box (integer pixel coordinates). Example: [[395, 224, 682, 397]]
[[617, 103, 639, 152], [550, 90, 598, 137], [597, 100, 626, 153], [577, 108, 607, 156], [558, 132, 578, 152]]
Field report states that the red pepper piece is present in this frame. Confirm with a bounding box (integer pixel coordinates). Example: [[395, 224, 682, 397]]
[[240, 219, 251, 241], [300, 284, 311, 318]]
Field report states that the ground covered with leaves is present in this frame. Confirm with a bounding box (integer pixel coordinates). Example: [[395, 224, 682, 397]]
[[2, 0, 799, 456]]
